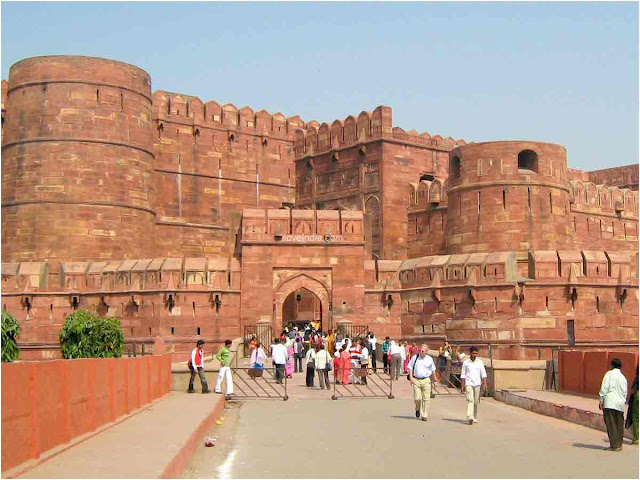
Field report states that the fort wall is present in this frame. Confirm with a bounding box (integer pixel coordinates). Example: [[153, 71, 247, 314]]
[[2, 56, 156, 262], [1, 55, 637, 361]]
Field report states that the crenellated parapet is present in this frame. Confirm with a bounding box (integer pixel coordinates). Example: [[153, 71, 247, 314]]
[[569, 180, 638, 217], [394, 249, 638, 290], [1, 258, 238, 295], [293, 105, 465, 159], [240, 208, 365, 244], [152, 90, 306, 141]]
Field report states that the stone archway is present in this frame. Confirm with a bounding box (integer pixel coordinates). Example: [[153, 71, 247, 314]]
[[273, 273, 330, 334]]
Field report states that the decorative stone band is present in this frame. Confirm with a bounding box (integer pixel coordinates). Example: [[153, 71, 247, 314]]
[[155, 168, 294, 189], [7, 79, 153, 102], [294, 135, 453, 162], [2, 200, 156, 216], [1, 289, 241, 296], [447, 180, 572, 194], [155, 220, 228, 231], [155, 115, 296, 143], [2, 137, 155, 158]]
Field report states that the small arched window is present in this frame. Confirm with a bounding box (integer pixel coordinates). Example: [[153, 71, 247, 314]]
[[518, 150, 538, 173]]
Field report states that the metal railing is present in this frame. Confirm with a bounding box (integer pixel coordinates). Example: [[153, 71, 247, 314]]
[[243, 325, 273, 357], [335, 324, 368, 341], [331, 366, 394, 400], [228, 366, 288, 401]]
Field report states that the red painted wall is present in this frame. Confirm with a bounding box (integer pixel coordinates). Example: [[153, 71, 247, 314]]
[[1, 354, 172, 473], [560, 350, 638, 396]]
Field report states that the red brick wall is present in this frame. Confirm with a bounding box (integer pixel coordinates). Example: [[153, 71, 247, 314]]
[[2, 56, 156, 262], [1, 354, 172, 473], [446, 141, 574, 254]]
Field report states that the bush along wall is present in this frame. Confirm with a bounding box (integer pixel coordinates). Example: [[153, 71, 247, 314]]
[[1, 311, 21, 362], [58, 309, 124, 359]]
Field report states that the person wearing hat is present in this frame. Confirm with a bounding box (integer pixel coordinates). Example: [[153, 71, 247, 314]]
[[188, 339, 210, 394], [215, 339, 234, 399]]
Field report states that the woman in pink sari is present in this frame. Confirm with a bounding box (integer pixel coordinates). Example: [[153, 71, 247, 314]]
[[339, 345, 351, 385], [285, 342, 295, 378]]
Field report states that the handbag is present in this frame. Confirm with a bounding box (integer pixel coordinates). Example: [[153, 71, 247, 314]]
[[407, 354, 419, 381], [324, 352, 332, 371]]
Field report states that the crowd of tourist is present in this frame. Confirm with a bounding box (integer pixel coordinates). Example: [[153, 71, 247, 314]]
[[196, 330, 640, 448]]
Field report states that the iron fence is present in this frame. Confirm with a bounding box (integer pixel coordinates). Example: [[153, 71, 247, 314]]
[[331, 366, 394, 400], [228, 366, 288, 401], [243, 324, 273, 357], [335, 324, 368, 341]]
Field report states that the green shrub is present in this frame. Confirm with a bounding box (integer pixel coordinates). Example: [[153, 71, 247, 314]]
[[1, 311, 21, 362], [59, 309, 124, 359]]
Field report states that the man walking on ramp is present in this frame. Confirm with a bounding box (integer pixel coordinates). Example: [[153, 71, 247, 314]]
[[460, 346, 487, 425], [408, 344, 437, 422]]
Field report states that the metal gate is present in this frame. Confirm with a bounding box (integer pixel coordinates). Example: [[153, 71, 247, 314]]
[[228, 367, 288, 401], [331, 366, 394, 399], [336, 324, 368, 341], [243, 324, 273, 356]]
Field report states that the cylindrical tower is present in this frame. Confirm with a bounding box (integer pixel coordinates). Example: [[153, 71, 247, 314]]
[[445, 141, 575, 254], [2, 56, 155, 262]]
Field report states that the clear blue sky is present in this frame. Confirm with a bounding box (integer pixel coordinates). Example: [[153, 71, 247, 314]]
[[2, 2, 638, 171]]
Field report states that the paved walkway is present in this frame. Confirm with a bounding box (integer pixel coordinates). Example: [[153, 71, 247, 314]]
[[183, 369, 638, 479], [15, 392, 225, 479]]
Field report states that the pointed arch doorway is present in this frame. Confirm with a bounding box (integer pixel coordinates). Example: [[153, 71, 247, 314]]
[[282, 288, 323, 331], [273, 273, 330, 334]]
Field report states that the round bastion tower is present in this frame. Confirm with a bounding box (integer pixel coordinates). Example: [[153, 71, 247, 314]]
[[445, 141, 575, 254], [2, 56, 155, 262]]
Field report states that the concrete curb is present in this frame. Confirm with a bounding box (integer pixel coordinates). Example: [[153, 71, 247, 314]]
[[159, 394, 227, 479], [495, 389, 632, 439]]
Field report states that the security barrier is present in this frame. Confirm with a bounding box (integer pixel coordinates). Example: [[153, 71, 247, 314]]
[[331, 366, 394, 399], [228, 367, 288, 401]]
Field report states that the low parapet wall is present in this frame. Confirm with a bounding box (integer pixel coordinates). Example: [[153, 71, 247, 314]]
[[1, 353, 172, 473]]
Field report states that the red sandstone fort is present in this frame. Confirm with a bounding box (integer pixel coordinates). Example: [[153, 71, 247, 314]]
[[1, 56, 638, 361]]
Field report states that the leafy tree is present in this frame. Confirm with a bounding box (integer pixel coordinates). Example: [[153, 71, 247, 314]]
[[1, 311, 21, 362], [59, 309, 124, 359]]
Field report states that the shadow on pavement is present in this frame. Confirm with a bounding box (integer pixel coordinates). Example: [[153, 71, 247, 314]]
[[442, 418, 471, 425], [572, 442, 606, 450], [390, 415, 419, 420]]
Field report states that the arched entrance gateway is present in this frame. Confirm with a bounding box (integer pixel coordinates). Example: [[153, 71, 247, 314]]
[[282, 288, 323, 331], [273, 273, 330, 334]]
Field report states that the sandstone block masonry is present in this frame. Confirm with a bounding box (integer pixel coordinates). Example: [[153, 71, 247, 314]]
[[1, 55, 637, 360]]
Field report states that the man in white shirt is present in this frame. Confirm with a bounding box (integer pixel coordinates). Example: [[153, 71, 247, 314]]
[[408, 344, 437, 421], [271, 338, 288, 384], [367, 332, 377, 372], [460, 346, 487, 425], [599, 358, 628, 451], [359, 340, 370, 386], [315, 344, 333, 390], [389, 340, 403, 380]]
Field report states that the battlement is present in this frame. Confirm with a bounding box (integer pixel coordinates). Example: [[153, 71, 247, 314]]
[[240, 208, 364, 243], [1, 257, 239, 293], [391, 127, 465, 150], [569, 180, 638, 217], [407, 177, 447, 208], [293, 105, 465, 158], [152, 90, 306, 139], [394, 250, 638, 289]]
